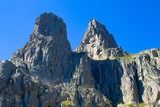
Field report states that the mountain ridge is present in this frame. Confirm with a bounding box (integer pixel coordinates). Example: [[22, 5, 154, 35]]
[[0, 12, 160, 107]]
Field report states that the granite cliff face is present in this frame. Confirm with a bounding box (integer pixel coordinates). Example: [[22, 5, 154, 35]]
[[0, 12, 160, 107]]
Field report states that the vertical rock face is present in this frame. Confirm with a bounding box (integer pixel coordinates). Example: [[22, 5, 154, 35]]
[[0, 60, 15, 86], [0, 12, 160, 107], [13, 12, 72, 84], [6, 13, 112, 107], [76, 19, 126, 60], [90, 59, 124, 105], [116, 49, 160, 106], [34, 12, 67, 38]]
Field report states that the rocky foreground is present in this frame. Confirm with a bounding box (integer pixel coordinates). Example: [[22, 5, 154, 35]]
[[0, 13, 160, 107]]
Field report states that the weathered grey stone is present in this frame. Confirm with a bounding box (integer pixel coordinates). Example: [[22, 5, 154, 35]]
[[76, 19, 127, 60], [0, 12, 159, 107], [8, 13, 112, 107], [0, 60, 15, 91], [12, 12, 72, 84]]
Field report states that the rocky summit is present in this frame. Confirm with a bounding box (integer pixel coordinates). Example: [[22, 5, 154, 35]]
[[76, 19, 126, 60], [0, 12, 160, 107]]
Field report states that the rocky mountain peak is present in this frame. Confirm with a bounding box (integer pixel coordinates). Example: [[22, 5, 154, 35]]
[[76, 19, 125, 60], [0, 12, 160, 107], [89, 19, 100, 28], [83, 19, 118, 48], [12, 13, 72, 84], [34, 12, 67, 39], [88, 19, 108, 34]]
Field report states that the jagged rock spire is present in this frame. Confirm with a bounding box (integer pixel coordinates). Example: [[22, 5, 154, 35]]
[[76, 19, 124, 60], [0, 12, 160, 107], [12, 12, 72, 84], [34, 12, 67, 39], [78, 19, 118, 49]]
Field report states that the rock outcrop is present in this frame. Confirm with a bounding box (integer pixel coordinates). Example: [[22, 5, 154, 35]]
[[0, 12, 160, 107], [12, 13, 72, 84], [76, 19, 127, 60]]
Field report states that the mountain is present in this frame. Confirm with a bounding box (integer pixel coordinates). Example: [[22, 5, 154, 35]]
[[0, 12, 160, 107], [76, 19, 127, 60]]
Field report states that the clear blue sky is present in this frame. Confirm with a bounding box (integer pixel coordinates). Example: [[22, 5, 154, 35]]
[[0, 0, 160, 60]]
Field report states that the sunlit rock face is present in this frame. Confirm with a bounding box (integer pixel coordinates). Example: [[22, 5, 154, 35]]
[[76, 19, 127, 60], [0, 12, 160, 107]]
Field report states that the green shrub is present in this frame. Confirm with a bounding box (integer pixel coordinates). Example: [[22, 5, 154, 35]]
[[117, 54, 136, 61], [128, 104, 136, 107], [61, 99, 76, 107]]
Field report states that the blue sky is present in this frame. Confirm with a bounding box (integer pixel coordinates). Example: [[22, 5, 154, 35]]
[[0, 0, 160, 60]]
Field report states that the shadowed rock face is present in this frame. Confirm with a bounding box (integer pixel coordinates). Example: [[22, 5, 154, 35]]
[[0, 12, 160, 107], [34, 12, 67, 38], [12, 13, 72, 84]]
